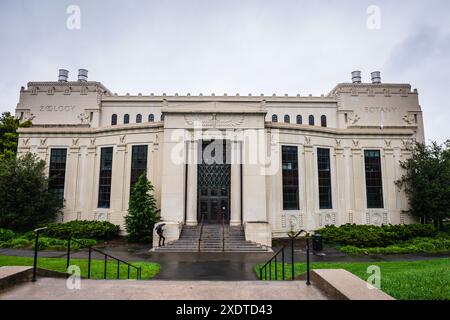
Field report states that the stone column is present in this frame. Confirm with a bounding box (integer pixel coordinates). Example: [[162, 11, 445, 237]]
[[383, 147, 396, 223], [303, 144, 315, 230], [65, 145, 80, 220], [110, 143, 127, 227], [350, 147, 364, 224], [335, 146, 346, 224], [186, 140, 198, 226], [230, 140, 242, 226], [86, 144, 97, 218]]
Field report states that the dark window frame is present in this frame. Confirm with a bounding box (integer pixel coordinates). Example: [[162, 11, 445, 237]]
[[309, 115, 315, 126], [98, 147, 114, 208], [296, 115, 302, 124], [321, 115, 327, 127], [136, 114, 142, 123], [124, 114, 130, 124], [272, 114, 278, 122], [317, 148, 332, 209], [364, 150, 384, 209], [49, 148, 67, 205], [148, 114, 154, 122], [284, 115, 290, 123], [111, 114, 117, 126], [282, 145, 299, 210], [130, 145, 148, 194]]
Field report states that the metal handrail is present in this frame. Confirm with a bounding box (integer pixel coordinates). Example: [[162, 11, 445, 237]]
[[221, 213, 225, 252], [32, 227, 48, 282], [197, 213, 206, 252], [66, 238, 142, 280], [259, 229, 311, 285]]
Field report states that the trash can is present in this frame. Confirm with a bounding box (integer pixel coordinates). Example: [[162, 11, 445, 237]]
[[312, 234, 323, 251]]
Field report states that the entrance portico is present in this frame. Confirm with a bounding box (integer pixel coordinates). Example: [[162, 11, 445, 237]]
[[155, 102, 272, 248]]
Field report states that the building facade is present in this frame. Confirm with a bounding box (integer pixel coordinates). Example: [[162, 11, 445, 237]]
[[15, 69, 424, 247]]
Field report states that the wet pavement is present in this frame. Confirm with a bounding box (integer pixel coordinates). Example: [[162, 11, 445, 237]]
[[1, 241, 449, 281]]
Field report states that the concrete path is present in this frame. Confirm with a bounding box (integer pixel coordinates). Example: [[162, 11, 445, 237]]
[[0, 278, 328, 300]]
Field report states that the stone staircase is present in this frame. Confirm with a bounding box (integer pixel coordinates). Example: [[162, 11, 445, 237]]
[[154, 224, 270, 252]]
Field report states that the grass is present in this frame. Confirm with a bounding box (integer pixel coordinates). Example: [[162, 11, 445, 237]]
[[0, 255, 160, 280], [255, 258, 450, 300]]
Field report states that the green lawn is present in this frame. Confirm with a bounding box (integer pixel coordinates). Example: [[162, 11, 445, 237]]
[[0, 255, 160, 280], [255, 258, 450, 300]]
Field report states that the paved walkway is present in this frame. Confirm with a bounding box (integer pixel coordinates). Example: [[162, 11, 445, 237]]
[[0, 278, 328, 300]]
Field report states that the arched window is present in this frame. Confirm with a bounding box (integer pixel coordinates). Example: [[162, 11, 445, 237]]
[[160, 114, 165, 121], [148, 114, 154, 122], [136, 114, 142, 123], [296, 115, 302, 125], [111, 114, 117, 126], [284, 115, 290, 123], [272, 114, 278, 122], [321, 115, 327, 127], [308, 115, 315, 126], [124, 114, 130, 124]]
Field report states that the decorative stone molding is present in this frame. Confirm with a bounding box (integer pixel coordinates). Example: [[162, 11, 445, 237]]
[[77, 112, 90, 124], [282, 212, 302, 230], [352, 139, 360, 148], [347, 113, 360, 125], [22, 138, 30, 147], [319, 212, 336, 227], [304, 136, 312, 145], [335, 139, 342, 148], [402, 114, 416, 125], [184, 114, 245, 128], [94, 211, 110, 222], [39, 138, 47, 147], [72, 138, 79, 146], [366, 211, 388, 226], [384, 140, 392, 148]]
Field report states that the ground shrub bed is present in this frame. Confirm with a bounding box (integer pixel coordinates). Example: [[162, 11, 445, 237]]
[[317, 223, 438, 248], [340, 236, 450, 254], [0, 233, 97, 251], [44, 220, 120, 240]]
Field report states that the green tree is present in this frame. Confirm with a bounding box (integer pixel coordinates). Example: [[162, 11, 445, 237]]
[[396, 141, 450, 230], [0, 112, 32, 160], [0, 153, 63, 231], [125, 173, 159, 242]]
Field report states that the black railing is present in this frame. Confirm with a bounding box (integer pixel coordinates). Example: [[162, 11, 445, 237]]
[[32, 229, 142, 282], [221, 213, 225, 252], [259, 229, 311, 285], [66, 238, 142, 280], [198, 213, 206, 252]]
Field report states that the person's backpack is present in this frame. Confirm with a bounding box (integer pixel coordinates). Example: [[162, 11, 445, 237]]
[[156, 223, 165, 234]]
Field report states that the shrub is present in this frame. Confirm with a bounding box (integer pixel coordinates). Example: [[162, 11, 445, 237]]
[[10, 238, 32, 249], [339, 237, 450, 254], [0, 228, 15, 241], [45, 220, 120, 240], [30, 236, 97, 251], [317, 224, 438, 248]]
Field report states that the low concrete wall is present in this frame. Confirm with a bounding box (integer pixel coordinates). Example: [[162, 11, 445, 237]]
[[0, 266, 67, 293], [311, 269, 395, 300]]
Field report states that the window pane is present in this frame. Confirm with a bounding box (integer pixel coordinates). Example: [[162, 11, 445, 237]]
[[321, 115, 327, 127], [309, 115, 314, 125], [124, 114, 130, 124], [272, 114, 278, 122], [111, 114, 117, 125], [130, 145, 148, 194], [317, 148, 332, 209], [282, 146, 299, 210], [98, 147, 113, 208], [364, 150, 384, 208], [296, 115, 302, 124], [49, 149, 67, 205]]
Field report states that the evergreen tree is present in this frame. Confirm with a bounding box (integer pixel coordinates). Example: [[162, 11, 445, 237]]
[[0, 112, 32, 160], [0, 153, 63, 231], [396, 141, 450, 230], [125, 173, 159, 242]]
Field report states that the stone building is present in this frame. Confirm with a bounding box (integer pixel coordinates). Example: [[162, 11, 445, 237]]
[[15, 69, 424, 248]]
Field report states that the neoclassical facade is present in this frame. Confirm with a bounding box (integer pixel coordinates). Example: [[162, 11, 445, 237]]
[[15, 70, 424, 247]]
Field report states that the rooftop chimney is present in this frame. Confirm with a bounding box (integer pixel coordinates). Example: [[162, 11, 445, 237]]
[[58, 69, 69, 82], [78, 69, 88, 82], [351, 71, 362, 84], [371, 71, 381, 84]]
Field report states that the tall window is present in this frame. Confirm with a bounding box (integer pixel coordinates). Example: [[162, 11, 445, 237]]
[[296, 115, 302, 124], [284, 115, 290, 123], [136, 114, 142, 123], [98, 147, 113, 208], [272, 114, 278, 122], [49, 149, 67, 205], [124, 114, 130, 124], [321, 115, 327, 127], [282, 146, 299, 210], [317, 148, 332, 209], [148, 114, 154, 122], [160, 114, 165, 121], [111, 114, 117, 126], [309, 115, 315, 125], [130, 145, 148, 194], [364, 150, 384, 208]]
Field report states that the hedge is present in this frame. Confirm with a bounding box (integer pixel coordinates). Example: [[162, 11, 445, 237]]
[[44, 220, 120, 240], [316, 223, 438, 248]]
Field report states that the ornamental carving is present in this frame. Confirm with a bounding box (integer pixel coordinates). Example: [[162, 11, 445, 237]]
[[77, 112, 90, 124], [320, 212, 336, 227], [402, 114, 416, 125], [347, 113, 360, 125], [366, 212, 388, 226], [184, 114, 244, 128]]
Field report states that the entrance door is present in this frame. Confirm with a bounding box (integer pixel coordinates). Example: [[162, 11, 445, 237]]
[[197, 140, 231, 223]]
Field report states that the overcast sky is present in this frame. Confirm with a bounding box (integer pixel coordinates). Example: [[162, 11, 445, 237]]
[[0, 0, 449, 142]]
